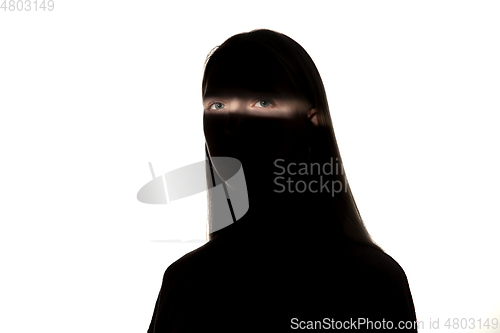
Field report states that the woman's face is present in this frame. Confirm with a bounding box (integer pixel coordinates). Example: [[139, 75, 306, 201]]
[[202, 51, 317, 188], [203, 85, 316, 186]]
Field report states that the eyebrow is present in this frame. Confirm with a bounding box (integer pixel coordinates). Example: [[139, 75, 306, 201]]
[[203, 90, 283, 101]]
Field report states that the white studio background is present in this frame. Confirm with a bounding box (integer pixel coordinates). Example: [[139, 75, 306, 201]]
[[0, 1, 499, 332]]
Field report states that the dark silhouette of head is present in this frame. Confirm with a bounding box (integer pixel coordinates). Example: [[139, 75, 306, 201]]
[[202, 29, 381, 251]]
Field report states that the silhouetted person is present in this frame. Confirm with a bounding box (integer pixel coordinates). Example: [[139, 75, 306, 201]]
[[147, 29, 418, 332]]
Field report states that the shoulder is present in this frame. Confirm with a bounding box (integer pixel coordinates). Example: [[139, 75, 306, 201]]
[[345, 242, 410, 281], [339, 242, 414, 305], [341, 243, 417, 321], [161, 240, 217, 283]]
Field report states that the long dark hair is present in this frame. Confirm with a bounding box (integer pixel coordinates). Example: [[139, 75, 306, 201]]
[[202, 29, 382, 252]]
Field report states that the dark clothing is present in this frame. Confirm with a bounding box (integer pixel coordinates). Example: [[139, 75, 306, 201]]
[[147, 217, 418, 332]]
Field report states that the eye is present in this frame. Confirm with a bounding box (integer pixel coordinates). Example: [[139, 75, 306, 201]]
[[253, 99, 274, 108], [208, 102, 226, 110]]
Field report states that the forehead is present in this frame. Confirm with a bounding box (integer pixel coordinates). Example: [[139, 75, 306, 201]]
[[203, 69, 298, 101], [203, 87, 296, 102], [203, 48, 298, 100]]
